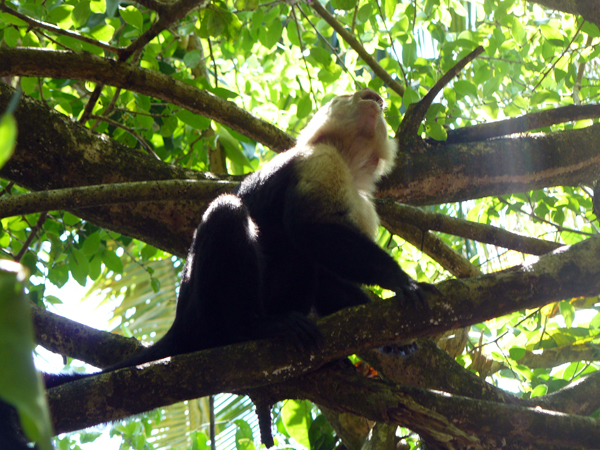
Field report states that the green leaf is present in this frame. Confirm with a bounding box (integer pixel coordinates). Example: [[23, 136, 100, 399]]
[[63, 211, 81, 226], [234, 419, 256, 450], [0, 262, 54, 450], [330, 0, 357, 11], [102, 249, 123, 274], [3, 26, 20, 47], [72, 0, 91, 28], [183, 49, 202, 68], [140, 244, 158, 261], [176, 110, 210, 130], [0, 113, 17, 169], [402, 40, 417, 67], [258, 20, 283, 49], [48, 263, 69, 288], [509, 346, 526, 361], [0, 13, 28, 26], [150, 277, 161, 293], [119, 6, 143, 31], [511, 16, 525, 44], [425, 121, 447, 141], [81, 232, 101, 256], [90, 24, 115, 42], [90, 0, 106, 14], [384, 0, 396, 19], [235, 0, 258, 10], [453, 80, 478, 99], [44, 295, 63, 305], [403, 86, 420, 107], [309, 414, 336, 450], [530, 384, 548, 398], [357, 4, 373, 23], [214, 124, 252, 168], [191, 431, 209, 450], [317, 64, 342, 83], [69, 248, 89, 286], [296, 95, 312, 119], [540, 24, 564, 45], [559, 301, 575, 328], [48, 5, 74, 29], [88, 254, 102, 280], [282, 400, 312, 448]]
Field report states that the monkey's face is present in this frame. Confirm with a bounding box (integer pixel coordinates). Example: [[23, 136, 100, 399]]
[[298, 89, 389, 152], [294, 89, 397, 193]]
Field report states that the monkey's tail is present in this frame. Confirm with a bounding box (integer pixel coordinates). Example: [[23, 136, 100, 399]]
[[250, 396, 275, 448]]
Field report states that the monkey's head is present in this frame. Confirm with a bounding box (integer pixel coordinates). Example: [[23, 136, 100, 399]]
[[296, 89, 397, 192]]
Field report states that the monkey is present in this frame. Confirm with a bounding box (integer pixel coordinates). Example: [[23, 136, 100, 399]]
[[44, 89, 434, 447]]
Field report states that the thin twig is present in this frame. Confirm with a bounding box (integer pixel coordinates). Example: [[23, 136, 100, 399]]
[[532, 20, 584, 92], [446, 104, 600, 143], [398, 46, 484, 139], [374, 0, 408, 87], [310, 1, 405, 96], [14, 212, 47, 262], [497, 197, 594, 237], [291, 5, 315, 102], [0, 3, 120, 54], [297, 5, 359, 89], [90, 114, 160, 159]]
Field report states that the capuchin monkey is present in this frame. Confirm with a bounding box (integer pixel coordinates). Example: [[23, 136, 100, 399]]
[[44, 89, 434, 447]]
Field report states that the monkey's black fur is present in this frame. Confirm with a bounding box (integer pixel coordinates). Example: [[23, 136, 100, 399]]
[[44, 90, 433, 447]]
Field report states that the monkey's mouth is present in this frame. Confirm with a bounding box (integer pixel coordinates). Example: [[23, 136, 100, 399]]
[[359, 90, 384, 109]]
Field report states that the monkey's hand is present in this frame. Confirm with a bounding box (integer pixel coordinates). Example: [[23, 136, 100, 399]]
[[267, 312, 324, 352], [392, 274, 439, 310]]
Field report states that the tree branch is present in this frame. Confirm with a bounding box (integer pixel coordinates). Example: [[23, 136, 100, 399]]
[[398, 46, 484, 139], [0, 3, 120, 55], [46, 236, 600, 434], [0, 180, 238, 219], [376, 199, 562, 255], [289, 364, 600, 450], [525, 0, 600, 28], [383, 123, 600, 205], [31, 304, 144, 368], [446, 104, 600, 143], [0, 48, 295, 152], [310, 1, 405, 97], [381, 215, 482, 278]]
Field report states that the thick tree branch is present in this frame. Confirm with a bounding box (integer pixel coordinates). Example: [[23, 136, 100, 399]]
[[0, 180, 237, 219], [377, 199, 562, 255], [0, 82, 239, 258], [288, 364, 600, 450], [446, 104, 600, 143], [31, 304, 144, 369], [384, 123, 600, 205], [1, 83, 599, 259], [535, 370, 600, 416], [0, 48, 295, 152], [381, 215, 482, 278], [518, 342, 600, 369], [46, 236, 600, 434], [526, 0, 600, 28]]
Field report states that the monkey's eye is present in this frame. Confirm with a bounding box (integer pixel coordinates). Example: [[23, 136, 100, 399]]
[[359, 90, 384, 109]]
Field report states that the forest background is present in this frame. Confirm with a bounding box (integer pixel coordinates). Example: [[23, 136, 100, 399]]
[[1, 0, 600, 449]]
